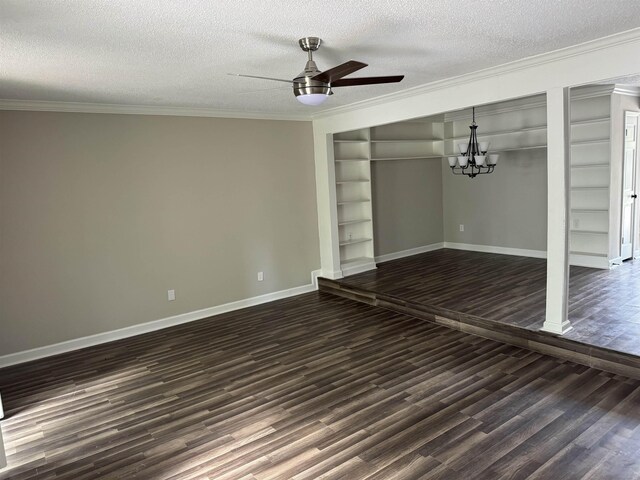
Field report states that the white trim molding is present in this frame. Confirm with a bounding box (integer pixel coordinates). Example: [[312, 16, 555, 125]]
[[0, 272, 320, 368], [2, 30, 638, 124], [0, 99, 310, 122], [341, 261, 377, 277], [376, 242, 615, 270], [375, 243, 445, 263], [312, 28, 640, 122], [443, 242, 547, 259], [609, 256, 623, 267], [570, 254, 611, 269], [310, 269, 322, 288]]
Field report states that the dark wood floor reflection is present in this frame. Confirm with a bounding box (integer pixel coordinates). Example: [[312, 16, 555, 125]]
[[336, 249, 640, 356], [1, 293, 640, 479]]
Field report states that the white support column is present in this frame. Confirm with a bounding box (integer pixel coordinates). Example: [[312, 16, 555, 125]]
[[542, 87, 572, 335], [312, 125, 342, 279]]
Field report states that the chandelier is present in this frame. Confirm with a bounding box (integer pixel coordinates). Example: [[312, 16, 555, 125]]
[[448, 107, 499, 178]]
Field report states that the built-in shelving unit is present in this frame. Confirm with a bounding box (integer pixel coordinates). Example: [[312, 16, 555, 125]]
[[333, 128, 376, 276], [370, 118, 444, 162], [330, 87, 637, 274], [569, 87, 614, 268], [332, 116, 444, 276], [443, 95, 548, 157]]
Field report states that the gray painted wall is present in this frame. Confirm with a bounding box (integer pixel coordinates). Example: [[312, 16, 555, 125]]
[[371, 150, 547, 256], [372, 159, 444, 256], [0, 111, 319, 355], [442, 150, 548, 250]]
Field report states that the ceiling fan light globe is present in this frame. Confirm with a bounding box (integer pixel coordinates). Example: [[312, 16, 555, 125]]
[[296, 93, 329, 106]]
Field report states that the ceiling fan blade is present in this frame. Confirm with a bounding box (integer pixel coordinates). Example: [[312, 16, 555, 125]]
[[331, 75, 405, 87], [311, 60, 367, 83], [228, 73, 293, 84]]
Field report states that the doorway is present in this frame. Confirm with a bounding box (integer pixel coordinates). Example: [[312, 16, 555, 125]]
[[621, 111, 639, 261]]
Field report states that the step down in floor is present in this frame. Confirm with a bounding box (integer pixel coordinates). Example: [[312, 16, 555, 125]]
[[318, 277, 640, 380]]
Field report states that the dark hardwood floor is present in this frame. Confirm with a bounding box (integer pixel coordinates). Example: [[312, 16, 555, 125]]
[[1, 292, 640, 479], [333, 249, 640, 357]]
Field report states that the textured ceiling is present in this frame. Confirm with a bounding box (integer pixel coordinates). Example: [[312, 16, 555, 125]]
[[2, 0, 640, 116]]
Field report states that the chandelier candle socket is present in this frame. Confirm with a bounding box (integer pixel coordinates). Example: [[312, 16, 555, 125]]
[[449, 107, 499, 178]]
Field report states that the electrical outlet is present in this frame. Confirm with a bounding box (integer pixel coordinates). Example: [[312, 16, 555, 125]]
[[573, 218, 580, 229], [167, 289, 175, 301], [257, 271, 264, 282], [459, 224, 465, 232]]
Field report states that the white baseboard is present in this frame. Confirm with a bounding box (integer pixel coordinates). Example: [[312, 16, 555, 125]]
[[570, 254, 610, 269], [319, 269, 344, 280], [0, 272, 320, 369], [342, 261, 377, 277], [443, 242, 547, 259], [375, 242, 445, 263], [609, 256, 623, 267], [372, 241, 613, 271], [310, 269, 322, 288]]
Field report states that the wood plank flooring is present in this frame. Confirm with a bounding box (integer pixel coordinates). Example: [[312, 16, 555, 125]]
[[332, 249, 640, 356], [1, 292, 640, 479]]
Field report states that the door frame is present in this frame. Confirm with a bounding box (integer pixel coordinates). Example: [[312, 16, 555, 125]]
[[622, 111, 640, 260]]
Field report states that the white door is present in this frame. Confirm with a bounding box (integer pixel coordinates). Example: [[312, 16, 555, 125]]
[[621, 113, 638, 261]]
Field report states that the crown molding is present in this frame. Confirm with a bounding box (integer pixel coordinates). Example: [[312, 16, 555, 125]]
[[613, 85, 640, 97], [569, 84, 640, 99], [570, 84, 616, 100], [1, 28, 638, 123], [0, 99, 312, 121], [312, 27, 640, 121]]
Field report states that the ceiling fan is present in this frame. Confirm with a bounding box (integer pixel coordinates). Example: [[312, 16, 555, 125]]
[[230, 37, 405, 106]]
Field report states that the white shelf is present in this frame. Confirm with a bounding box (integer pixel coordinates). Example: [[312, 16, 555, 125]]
[[445, 124, 547, 141], [335, 158, 369, 162], [571, 138, 610, 146], [336, 179, 370, 184], [571, 163, 609, 169], [571, 208, 609, 213], [339, 238, 372, 247], [570, 116, 610, 126], [334, 139, 368, 143], [443, 144, 547, 156], [571, 186, 609, 190], [371, 155, 442, 161], [493, 145, 547, 153], [337, 199, 370, 205], [571, 230, 608, 235], [339, 219, 372, 226], [370, 139, 439, 143]]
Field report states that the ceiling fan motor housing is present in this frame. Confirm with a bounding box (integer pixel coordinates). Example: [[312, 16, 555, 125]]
[[294, 57, 333, 97], [293, 81, 332, 98]]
